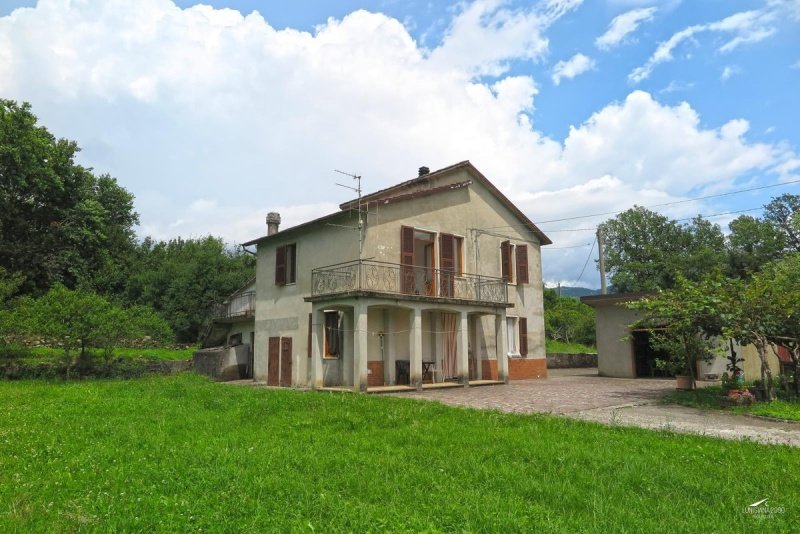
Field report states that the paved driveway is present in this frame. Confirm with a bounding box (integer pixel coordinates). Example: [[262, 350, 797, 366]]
[[392, 368, 800, 447]]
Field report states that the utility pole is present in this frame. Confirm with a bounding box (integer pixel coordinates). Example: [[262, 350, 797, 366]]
[[596, 226, 607, 295]]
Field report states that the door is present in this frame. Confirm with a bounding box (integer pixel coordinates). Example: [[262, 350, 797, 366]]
[[267, 337, 280, 386], [280, 337, 293, 387]]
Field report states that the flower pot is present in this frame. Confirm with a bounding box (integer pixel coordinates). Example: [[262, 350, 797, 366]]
[[675, 375, 694, 390]]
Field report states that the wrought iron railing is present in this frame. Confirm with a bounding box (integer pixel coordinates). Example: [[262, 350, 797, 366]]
[[211, 291, 255, 319], [311, 260, 508, 304]]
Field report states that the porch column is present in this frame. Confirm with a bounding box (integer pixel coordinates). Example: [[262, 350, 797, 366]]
[[310, 305, 324, 389], [409, 307, 423, 389], [353, 301, 369, 392], [384, 310, 395, 385], [473, 316, 483, 380], [495, 312, 509, 383], [457, 311, 470, 386]]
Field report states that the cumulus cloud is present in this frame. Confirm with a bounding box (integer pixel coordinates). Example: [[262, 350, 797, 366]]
[[721, 65, 741, 81], [629, 6, 782, 83], [0, 0, 796, 284], [551, 53, 596, 84], [595, 7, 657, 50]]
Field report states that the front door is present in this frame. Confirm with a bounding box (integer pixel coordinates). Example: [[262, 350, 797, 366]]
[[267, 337, 280, 386], [280, 337, 293, 387]]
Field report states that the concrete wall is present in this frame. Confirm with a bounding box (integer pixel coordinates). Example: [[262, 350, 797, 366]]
[[546, 353, 598, 368], [193, 345, 251, 381], [592, 302, 638, 378], [738, 342, 782, 382]]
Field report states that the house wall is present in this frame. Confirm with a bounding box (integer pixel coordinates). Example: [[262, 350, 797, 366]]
[[737, 342, 782, 382], [594, 302, 638, 378], [253, 215, 359, 384]]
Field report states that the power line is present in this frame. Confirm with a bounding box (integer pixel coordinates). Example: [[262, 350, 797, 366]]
[[576, 237, 597, 283], [541, 242, 592, 250]]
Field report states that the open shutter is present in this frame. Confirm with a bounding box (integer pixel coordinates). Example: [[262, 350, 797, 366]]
[[519, 317, 528, 356], [280, 337, 292, 387], [516, 245, 529, 284], [275, 245, 286, 286], [307, 313, 312, 358], [500, 241, 512, 283], [267, 337, 280, 386], [401, 226, 415, 294], [440, 233, 455, 297]]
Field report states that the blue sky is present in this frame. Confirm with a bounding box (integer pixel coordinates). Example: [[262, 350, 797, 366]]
[[1, 0, 798, 286]]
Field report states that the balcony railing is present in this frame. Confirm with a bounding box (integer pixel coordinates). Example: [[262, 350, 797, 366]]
[[311, 260, 508, 304], [211, 291, 255, 320]]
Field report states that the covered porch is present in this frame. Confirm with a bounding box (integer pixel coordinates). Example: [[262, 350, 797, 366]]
[[305, 296, 512, 392]]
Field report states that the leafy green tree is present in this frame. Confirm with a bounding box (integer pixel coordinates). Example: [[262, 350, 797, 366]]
[[123, 236, 254, 342], [726, 215, 786, 277], [545, 295, 595, 346], [0, 100, 138, 296], [599, 207, 725, 292], [763, 193, 800, 252]]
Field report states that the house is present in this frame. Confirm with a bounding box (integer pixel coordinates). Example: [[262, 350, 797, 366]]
[[240, 161, 552, 391], [581, 292, 783, 381]]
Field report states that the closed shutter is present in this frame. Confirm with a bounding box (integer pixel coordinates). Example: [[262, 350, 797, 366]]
[[401, 226, 415, 294], [280, 337, 293, 387], [516, 245, 529, 284], [307, 313, 312, 358], [519, 317, 528, 356], [500, 241, 512, 282], [440, 233, 455, 297], [267, 337, 280, 386], [275, 245, 286, 286]]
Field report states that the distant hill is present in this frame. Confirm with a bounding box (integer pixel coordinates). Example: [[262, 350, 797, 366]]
[[550, 286, 600, 298]]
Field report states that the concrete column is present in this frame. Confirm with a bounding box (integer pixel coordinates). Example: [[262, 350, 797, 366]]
[[310, 305, 324, 389], [384, 310, 395, 385], [458, 311, 470, 386], [409, 307, 423, 389], [473, 316, 482, 380], [432, 312, 442, 374], [495, 312, 509, 383], [342, 310, 353, 387], [353, 302, 369, 392]]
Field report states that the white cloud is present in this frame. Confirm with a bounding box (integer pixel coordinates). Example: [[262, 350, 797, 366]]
[[720, 65, 741, 81], [791, 59, 800, 69], [551, 53, 596, 84], [659, 80, 694, 93], [595, 7, 657, 50], [0, 0, 796, 284], [629, 6, 782, 83]]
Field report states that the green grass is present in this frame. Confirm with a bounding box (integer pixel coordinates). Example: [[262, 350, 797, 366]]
[[0, 375, 797, 532], [546, 339, 597, 354], [666, 385, 800, 421], [2, 345, 195, 362]]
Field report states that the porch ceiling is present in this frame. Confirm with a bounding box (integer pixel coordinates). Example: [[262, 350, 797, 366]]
[[304, 290, 514, 309]]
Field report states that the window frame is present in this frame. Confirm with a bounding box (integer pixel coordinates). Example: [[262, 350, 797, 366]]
[[275, 243, 297, 286]]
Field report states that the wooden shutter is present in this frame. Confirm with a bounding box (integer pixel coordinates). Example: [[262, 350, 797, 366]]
[[280, 337, 292, 387], [519, 317, 528, 356], [500, 241, 512, 283], [401, 226, 415, 294], [516, 245, 529, 284], [267, 336, 280, 386], [275, 245, 286, 286], [307, 313, 312, 358], [439, 233, 455, 297]]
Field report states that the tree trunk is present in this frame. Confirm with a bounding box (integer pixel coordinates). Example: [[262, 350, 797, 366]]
[[684, 333, 696, 390], [755, 336, 775, 401]]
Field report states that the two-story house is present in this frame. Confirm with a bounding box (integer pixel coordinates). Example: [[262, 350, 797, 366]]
[[242, 161, 552, 391]]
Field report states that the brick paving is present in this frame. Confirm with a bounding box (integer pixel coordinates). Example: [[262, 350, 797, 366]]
[[390, 368, 800, 447]]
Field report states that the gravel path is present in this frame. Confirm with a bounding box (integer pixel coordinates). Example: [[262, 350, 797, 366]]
[[392, 368, 800, 447]]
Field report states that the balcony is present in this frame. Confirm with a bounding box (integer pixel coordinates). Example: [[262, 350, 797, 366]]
[[309, 260, 509, 306], [211, 291, 255, 321]]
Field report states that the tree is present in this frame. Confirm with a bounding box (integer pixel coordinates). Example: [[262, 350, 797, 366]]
[[15, 285, 172, 361], [628, 274, 728, 389], [122, 236, 254, 342], [544, 294, 595, 346], [727, 215, 786, 277], [0, 100, 138, 296], [763, 193, 800, 252], [599, 207, 725, 293]]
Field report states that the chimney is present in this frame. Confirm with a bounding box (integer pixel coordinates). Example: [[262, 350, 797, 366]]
[[266, 212, 281, 236], [418, 166, 430, 177]]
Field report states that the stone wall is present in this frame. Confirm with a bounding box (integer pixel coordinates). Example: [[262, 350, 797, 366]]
[[546, 352, 598, 369], [193, 345, 251, 381]]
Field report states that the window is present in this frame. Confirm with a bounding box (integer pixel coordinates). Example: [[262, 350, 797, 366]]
[[275, 243, 297, 285], [501, 241, 513, 283], [453, 236, 464, 275], [324, 311, 342, 358], [501, 241, 529, 285], [516, 245, 529, 284], [506, 317, 518, 355]]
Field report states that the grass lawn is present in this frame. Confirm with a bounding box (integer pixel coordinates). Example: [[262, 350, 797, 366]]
[[3, 345, 195, 362], [545, 339, 597, 354], [666, 385, 800, 422], [1, 375, 797, 532]]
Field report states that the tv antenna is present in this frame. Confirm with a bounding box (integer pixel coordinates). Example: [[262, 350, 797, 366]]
[[334, 169, 364, 260]]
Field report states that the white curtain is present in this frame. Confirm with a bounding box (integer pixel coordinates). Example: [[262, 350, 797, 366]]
[[443, 313, 458, 379]]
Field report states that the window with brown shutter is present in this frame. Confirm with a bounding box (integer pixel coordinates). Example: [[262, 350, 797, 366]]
[[440, 233, 455, 297], [500, 240, 512, 283], [516, 244, 529, 284], [275, 245, 286, 285], [400, 226, 415, 294], [519, 317, 528, 356]]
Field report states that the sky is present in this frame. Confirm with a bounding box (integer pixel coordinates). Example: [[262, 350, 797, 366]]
[[1, 0, 799, 288]]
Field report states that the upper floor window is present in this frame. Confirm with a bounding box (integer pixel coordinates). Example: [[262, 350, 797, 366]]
[[501, 241, 529, 284], [275, 243, 296, 285]]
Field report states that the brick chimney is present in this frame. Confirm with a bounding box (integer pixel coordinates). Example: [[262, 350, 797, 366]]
[[266, 212, 281, 236]]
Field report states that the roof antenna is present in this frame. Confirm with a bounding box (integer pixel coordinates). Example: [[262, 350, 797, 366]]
[[334, 169, 364, 260]]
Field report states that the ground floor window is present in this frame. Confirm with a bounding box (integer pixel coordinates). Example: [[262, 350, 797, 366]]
[[506, 316, 519, 355], [324, 311, 342, 358]]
